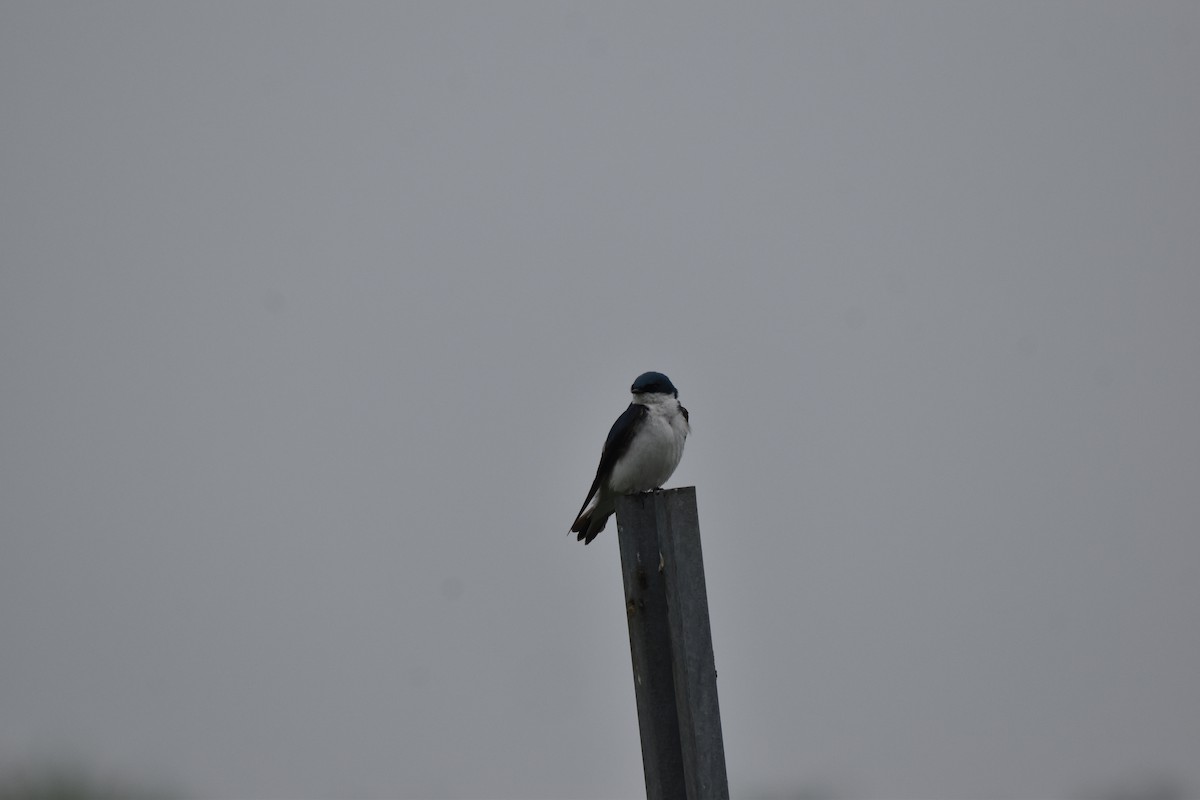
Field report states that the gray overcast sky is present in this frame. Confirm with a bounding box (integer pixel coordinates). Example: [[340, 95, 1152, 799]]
[[2, 3, 1198, 799]]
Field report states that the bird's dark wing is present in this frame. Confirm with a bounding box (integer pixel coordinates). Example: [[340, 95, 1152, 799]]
[[575, 403, 648, 519], [679, 403, 689, 423]]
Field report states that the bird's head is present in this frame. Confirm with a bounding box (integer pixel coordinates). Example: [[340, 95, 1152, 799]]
[[631, 371, 678, 399]]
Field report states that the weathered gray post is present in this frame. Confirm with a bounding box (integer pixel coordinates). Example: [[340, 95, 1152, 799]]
[[616, 487, 729, 800], [616, 492, 686, 798]]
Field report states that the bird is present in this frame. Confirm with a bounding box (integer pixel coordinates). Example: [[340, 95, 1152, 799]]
[[571, 371, 690, 544]]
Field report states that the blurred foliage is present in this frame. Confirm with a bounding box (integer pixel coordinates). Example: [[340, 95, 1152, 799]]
[[1085, 775, 1193, 800], [746, 785, 842, 800], [0, 763, 179, 800]]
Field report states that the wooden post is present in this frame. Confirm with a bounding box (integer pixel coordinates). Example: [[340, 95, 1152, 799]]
[[616, 492, 687, 799], [616, 488, 729, 800]]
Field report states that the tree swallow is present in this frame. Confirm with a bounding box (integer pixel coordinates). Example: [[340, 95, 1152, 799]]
[[571, 371, 690, 544]]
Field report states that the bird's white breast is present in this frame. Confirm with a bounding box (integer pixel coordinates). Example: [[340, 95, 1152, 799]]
[[608, 395, 689, 494]]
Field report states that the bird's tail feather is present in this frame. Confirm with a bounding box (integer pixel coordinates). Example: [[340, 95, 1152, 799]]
[[571, 508, 611, 545]]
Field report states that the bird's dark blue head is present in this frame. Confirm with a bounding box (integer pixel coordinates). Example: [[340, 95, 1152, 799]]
[[631, 371, 678, 398]]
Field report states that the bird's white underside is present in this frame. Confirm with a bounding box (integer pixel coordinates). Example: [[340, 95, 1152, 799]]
[[581, 392, 689, 518]]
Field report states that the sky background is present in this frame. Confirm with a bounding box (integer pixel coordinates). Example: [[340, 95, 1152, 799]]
[[2, 3, 1198, 799]]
